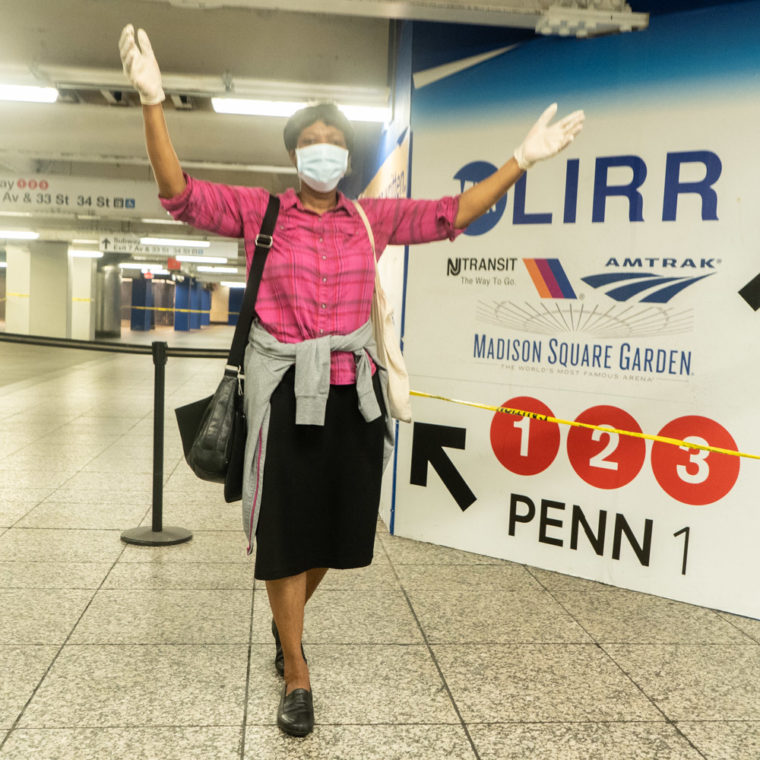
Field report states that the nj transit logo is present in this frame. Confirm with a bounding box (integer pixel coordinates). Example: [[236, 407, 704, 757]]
[[523, 259, 577, 299]]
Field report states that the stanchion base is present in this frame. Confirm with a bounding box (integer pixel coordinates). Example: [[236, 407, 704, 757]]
[[120, 526, 193, 546]]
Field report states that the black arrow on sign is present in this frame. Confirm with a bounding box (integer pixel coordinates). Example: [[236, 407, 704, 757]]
[[102, 237, 111, 250], [410, 421, 476, 511], [739, 272, 760, 311]]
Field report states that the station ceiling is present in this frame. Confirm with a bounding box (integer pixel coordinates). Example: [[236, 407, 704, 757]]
[[0, 0, 746, 271]]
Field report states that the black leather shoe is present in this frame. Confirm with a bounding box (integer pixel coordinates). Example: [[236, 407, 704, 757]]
[[277, 684, 314, 737], [271, 618, 307, 678]]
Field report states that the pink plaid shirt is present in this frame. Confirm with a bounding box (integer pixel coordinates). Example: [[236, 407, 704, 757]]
[[161, 177, 462, 384]]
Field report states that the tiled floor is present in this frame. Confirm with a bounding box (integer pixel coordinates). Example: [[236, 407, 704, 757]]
[[1, 335, 760, 759]]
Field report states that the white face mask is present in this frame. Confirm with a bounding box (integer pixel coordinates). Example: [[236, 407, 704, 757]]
[[295, 143, 349, 193]]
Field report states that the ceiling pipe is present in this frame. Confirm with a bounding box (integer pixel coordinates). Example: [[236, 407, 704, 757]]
[[24, 64, 388, 106], [149, 0, 648, 35]]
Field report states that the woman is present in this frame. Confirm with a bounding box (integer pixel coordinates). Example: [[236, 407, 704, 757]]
[[119, 23, 584, 737]]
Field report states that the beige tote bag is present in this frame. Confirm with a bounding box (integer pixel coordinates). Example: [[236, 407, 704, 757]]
[[352, 201, 412, 422]]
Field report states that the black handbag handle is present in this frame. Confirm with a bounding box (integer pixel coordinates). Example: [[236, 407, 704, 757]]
[[226, 194, 280, 370]]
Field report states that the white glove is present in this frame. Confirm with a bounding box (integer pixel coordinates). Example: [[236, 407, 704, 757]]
[[513, 103, 585, 171], [119, 24, 165, 105]]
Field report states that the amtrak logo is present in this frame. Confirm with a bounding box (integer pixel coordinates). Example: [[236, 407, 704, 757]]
[[581, 272, 714, 303]]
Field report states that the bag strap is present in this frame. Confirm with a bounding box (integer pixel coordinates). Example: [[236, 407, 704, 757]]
[[352, 200, 376, 262], [226, 193, 280, 369]]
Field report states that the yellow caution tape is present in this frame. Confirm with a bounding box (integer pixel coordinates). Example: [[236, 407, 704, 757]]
[[130, 305, 240, 315], [130, 305, 211, 314], [0, 298, 237, 315], [409, 390, 759, 461]]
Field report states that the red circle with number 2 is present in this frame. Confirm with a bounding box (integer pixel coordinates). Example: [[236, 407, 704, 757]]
[[567, 405, 646, 489]]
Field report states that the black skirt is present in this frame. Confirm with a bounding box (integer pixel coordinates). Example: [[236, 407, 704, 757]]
[[253, 367, 387, 581]]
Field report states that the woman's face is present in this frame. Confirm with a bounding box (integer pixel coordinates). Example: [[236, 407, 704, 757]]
[[295, 120, 347, 151]]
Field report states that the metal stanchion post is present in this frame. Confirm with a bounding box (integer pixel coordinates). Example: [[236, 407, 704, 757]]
[[121, 341, 192, 546]]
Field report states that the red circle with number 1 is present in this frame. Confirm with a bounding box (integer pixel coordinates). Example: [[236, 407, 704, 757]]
[[567, 405, 646, 489], [651, 416, 740, 506], [490, 396, 560, 475]]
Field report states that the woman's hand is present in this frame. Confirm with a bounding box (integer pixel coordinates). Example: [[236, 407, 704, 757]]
[[513, 103, 585, 170], [119, 24, 165, 106], [454, 103, 584, 228], [119, 24, 184, 197]]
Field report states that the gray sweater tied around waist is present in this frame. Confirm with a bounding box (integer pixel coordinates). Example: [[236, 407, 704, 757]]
[[240, 318, 394, 553]]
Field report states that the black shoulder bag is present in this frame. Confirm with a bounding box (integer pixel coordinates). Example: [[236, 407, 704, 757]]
[[174, 193, 280, 503]]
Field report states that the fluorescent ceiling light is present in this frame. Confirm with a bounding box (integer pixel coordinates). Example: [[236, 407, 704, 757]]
[[221, 281, 246, 289], [212, 98, 390, 123], [0, 84, 58, 103], [339, 105, 391, 123], [176, 255, 228, 263], [152, 268, 171, 275], [140, 217, 185, 225], [118, 262, 165, 271], [71, 238, 99, 244], [69, 249, 103, 258], [197, 265, 239, 273], [140, 237, 210, 247], [212, 98, 304, 117], [0, 230, 39, 240]]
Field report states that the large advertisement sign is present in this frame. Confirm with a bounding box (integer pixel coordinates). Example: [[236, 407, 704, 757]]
[[395, 3, 760, 618]]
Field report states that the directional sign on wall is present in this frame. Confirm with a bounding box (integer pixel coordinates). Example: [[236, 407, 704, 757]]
[[99, 234, 238, 259], [410, 421, 476, 510], [0, 175, 165, 218]]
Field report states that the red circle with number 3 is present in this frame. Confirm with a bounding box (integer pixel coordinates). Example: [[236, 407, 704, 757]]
[[651, 416, 740, 505], [566, 405, 646, 489], [490, 396, 560, 475]]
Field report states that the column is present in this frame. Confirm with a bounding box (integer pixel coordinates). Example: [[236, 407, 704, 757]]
[[5, 243, 31, 334], [228, 287, 243, 326], [30, 242, 69, 338], [130, 276, 153, 331], [210, 285, 229, 323], [174, 279, 190, 331], [6, 241, 70, 338], [200, 288, 211, 327], [69, 255, 96, 340], [189, 280, 201, 330]]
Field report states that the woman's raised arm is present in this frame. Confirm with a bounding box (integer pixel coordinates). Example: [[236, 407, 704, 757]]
[[119, 24, 186, 199], [455, 103, 585, 229]]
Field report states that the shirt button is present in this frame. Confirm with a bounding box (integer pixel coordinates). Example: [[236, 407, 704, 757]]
[[322, 255, 327, 260], [319, 238, 323, 243], [321, 303, 326, 309], [319, 328, 324, 334], [322, 277, 327, 283]]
